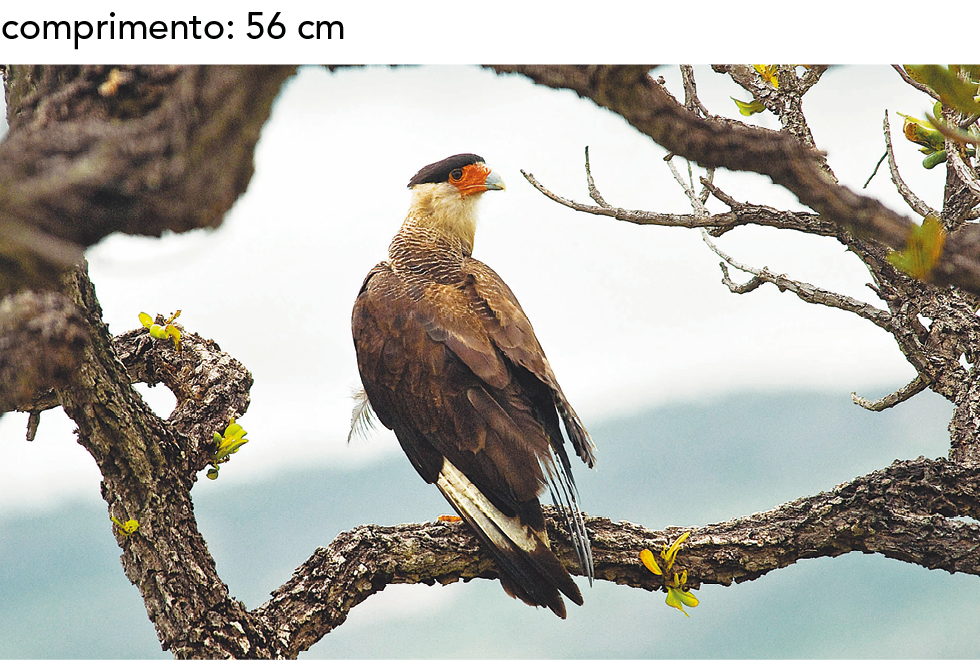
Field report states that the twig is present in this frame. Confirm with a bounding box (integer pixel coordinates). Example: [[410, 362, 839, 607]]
[[699, 168, 715, 205], [26, 411, 40, 441], [666, 157, 708, 216], [864, 151, 887, 189], [521, 169, 705, 226], [852, 375, 930, 411], [700, 178, 837, 237], [583, 146, 609, 207], [893, 64, 941, 101], [798, 65, 830, 94], [679, 65, 709, 117], [699, 227, 894, 331], [884, 111, 941, 219], [524, 166, 839, 238], [719, 262, 764, 294]]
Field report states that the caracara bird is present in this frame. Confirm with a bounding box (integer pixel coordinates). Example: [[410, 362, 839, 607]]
[[350, 153, 596, 618]]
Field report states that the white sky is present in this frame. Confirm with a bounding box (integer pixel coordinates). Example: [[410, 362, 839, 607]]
[[0, 64, 948, 517]]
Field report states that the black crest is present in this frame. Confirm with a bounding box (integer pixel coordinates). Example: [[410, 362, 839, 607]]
[[408, 153, 484, 188]]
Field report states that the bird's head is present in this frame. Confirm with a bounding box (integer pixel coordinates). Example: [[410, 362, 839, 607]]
[[405, 153, 505, 254]]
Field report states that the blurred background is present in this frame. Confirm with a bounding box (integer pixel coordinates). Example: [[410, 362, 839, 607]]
[[2, 65, 977, 657]]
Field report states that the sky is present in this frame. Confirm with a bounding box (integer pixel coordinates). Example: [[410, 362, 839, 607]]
[[0, 64, 948, 517]]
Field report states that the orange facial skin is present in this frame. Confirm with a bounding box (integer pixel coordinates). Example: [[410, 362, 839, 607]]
[[449, 162, 505, 197]]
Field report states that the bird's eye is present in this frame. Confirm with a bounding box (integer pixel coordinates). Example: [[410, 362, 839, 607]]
[[449, 168, 463, 182]]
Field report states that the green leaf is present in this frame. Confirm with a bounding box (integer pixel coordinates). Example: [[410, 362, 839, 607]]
[[665, 588, 692, 617], [887, 215, 946, 281], [922, 150, 948, 169], [210, 418, 251, 472], [905, 65, 980, 115], [138, 312, 153, 328], [675, 588, 700, 608], [731, 96, 766, 116], [896, 112, 945, 153], [214, 437, 248, 463]]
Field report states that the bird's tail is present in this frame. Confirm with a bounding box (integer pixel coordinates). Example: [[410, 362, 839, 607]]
[[435, 457, 582, 618]]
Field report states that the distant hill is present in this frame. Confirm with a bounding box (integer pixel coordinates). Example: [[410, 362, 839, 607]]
[[3, 389, 978, 658]]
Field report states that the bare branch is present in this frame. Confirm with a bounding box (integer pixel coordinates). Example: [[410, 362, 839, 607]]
[[884, 111, 941, 218], [521, 168, 833, 237], [719, 262, 765, 294], [700, 228, 894, 331], [798, 65, 830, 93], [852, 374, 930, 411], [522, 168, 721, 228], [679, 65, 709, 116], [666, 155, 707, 214], [700, 177, 837, 237], [583, 146, 609, 207]]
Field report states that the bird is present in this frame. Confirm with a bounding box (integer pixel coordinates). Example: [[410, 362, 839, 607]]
[[350, 153, 596, 618]]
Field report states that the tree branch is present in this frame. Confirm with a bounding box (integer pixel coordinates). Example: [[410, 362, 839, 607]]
[[113, 324, 253, 477], [947, 144, 980, 200], [0, 65, 296, 295], [701, 229, 895, 331], [852, 374, 931, 411], [883, 111, 941, 219], [250, 456, 980, 656], [521, 165, 834, 237], [0, 290, 88, 412], [53, 265, 273, 658]]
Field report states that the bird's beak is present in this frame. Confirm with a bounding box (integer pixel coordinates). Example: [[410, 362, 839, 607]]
[[484, 170, 506, 192]]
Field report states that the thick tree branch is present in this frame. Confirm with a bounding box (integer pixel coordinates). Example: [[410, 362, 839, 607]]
[[53, 266, 273, 658], [250, 457, 980, 656], [48, 263, 980, 659], [113, 324, 253, 477], [0, 65, 296, 295], [0, 290, 88, 412]]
